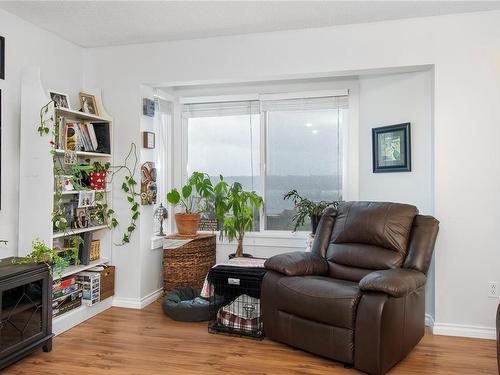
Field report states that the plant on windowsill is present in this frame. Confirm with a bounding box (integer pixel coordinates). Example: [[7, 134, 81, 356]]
[[214, 176, 263, 258], [283, 189, 341, 234], [166, 172, 214, 236]]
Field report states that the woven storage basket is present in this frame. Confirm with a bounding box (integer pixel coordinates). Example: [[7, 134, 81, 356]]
[[163, 234, 216, 293]]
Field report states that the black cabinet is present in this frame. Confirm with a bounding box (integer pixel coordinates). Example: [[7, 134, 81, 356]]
[[0, 257, 53, 370]]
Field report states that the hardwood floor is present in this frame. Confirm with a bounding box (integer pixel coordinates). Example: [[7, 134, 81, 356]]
[[6, 301, 498, 375]]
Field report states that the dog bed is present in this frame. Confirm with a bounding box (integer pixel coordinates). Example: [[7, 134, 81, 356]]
[[161, 287, 211, 322]]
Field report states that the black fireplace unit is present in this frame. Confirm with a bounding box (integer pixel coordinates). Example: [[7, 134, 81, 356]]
[[0, 257, 53, 370]]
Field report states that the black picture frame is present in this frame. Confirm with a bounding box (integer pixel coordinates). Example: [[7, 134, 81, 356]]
[[372, 123, 411, 173], [0, 36, 4, 80]]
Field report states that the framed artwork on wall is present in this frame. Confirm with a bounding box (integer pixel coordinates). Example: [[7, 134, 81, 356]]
[[0, 36, 4, 80], [372, 123, 411, 173], [143, 131, 155, 149]]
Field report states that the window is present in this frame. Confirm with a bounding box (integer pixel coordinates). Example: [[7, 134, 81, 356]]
[[184, 94, 348, 232]]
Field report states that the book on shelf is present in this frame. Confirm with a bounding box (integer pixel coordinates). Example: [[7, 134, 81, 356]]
[[53, 297, 82, 318], [55, 117, 108, 153], [52, 288, 83, 310], [53, 275, 77, 292], [52, 283, 80, 300]]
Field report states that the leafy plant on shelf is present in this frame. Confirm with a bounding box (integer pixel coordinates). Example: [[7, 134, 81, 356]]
[[213, 176, 263, 257], [283, 189, 341, 233], [12, 238, 83, 277], [36, 103, 141, 246]]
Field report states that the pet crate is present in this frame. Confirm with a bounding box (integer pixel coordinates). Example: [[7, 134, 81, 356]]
[[208, 265, 267, 339]]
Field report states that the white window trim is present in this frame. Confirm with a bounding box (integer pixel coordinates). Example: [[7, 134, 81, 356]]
[[177, 89, 356, 235]]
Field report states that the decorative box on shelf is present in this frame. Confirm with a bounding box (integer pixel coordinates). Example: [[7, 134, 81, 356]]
[[163, 234, 216, 293], [76, 271, 100, 306], [97, 265, 115, 301], [90, 240, 100, 261]]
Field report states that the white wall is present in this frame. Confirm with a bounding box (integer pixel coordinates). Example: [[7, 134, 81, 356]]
[[84, 10, 500, 337], [0, 9, 83, 256], [358, 70, 434, 316]]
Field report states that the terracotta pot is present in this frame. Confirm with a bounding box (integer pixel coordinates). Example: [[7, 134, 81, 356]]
[[175, 213, 200, 236]]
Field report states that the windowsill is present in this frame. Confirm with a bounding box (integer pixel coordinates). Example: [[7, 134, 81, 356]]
[[151, 230, 310, 250]]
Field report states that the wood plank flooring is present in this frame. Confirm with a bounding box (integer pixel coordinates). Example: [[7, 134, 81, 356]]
[[6, 301, 498, 375]]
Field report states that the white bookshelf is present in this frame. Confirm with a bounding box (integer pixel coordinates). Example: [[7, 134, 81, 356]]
[[19, 67, 115, 336]]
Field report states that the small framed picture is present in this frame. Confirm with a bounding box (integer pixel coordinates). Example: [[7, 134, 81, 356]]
[[372, 123, 411, 173], [0, 36, 5, 80], [78, 190, 95, 208], [143, 131, 155, 149], [49, 90, 70, 109], [143, 98, 155, 117], [74, 208, 89, 229], [79, 92, 99, 116], [64, 150, 77, 165]]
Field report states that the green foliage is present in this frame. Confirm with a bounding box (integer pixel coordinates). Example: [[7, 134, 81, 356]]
[[92, 161, 110, 173], [283, 189, 341, 232], [166, 172, 214, 214], [37, 101, 55, 136], [214, 176, 263, 244], [12, 238, 81, 277]]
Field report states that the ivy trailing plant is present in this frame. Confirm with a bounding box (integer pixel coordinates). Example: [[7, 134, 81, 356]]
[[37, 101, 55, 136], [12, 238, 82, 277], [36, 103, 141, 247]]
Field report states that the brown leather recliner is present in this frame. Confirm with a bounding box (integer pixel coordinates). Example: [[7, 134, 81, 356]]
[[262, 201, 439, 375]]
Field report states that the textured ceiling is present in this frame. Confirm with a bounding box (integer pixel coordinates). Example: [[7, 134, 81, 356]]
[[1, 1, 500, 48]]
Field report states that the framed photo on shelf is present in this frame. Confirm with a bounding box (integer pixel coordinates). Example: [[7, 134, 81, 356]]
[[0, 36, 4, 80], [142, 131, 155, 149], [78, 190, 95, 208], [48, 90, 71, 109], [372, 123, 411, 173], [74, 208, 89, 229], [79, 92, 98, 116]]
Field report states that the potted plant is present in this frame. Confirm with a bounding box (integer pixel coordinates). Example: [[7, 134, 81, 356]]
[[89, 161, 110, 190], [283, 190, 341, 234], [11, 237, 82, 277], [214, 177, 263, 258], [166, 172, 214, 236]]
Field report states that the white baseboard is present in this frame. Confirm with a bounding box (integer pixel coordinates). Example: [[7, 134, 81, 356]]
[[433, 322, 496, 340], [425, 313, 434, 327], [113, 288, 163, 310]]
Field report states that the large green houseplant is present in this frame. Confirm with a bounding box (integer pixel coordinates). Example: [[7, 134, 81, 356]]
[[166, 172, 214, 236], [283, 189, 341, 234], [214, 177, 263, 257]]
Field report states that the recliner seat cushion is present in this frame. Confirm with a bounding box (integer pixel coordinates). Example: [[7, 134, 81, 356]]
[[274, 275, 361, 329], [331, 201, 418, 254]]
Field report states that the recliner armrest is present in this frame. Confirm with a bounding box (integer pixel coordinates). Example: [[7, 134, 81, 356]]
[[264, 251, 328, 276], [359, 268, 427, 298]]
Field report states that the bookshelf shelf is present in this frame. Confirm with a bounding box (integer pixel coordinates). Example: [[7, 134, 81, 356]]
[[57, 189, 108, 196], [54, 149, 111, 158], [55, 257, 110, 280], [55, 107, 110, 122], [52, 225, 108, 239]]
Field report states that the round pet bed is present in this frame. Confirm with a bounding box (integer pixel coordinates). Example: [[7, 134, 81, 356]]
[[162, 287, 210, 322]]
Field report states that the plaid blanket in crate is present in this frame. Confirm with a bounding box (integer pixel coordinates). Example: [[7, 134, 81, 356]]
[[217, 293, 263, 332], [217, 310, 262, 332]]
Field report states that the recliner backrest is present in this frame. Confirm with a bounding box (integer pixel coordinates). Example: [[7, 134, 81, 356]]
[[312, 201, 421, 282]]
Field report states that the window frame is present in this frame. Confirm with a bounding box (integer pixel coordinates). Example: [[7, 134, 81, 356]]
[[180, 90, 350, 234]]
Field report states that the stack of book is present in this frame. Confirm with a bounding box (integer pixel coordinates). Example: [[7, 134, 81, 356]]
[[56, 118, 99, 152], [52, 275, 83, 317]]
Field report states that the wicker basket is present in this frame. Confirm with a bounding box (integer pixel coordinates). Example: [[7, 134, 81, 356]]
[[163, 234, 216, 293]]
